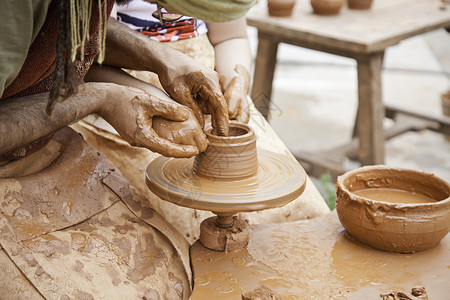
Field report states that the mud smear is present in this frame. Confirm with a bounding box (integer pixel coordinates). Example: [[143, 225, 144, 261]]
[[190, 212, 450, 299]]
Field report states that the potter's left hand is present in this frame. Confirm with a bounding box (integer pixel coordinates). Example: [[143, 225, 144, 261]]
[[152, 108, 208, 154], [222, 65, 251, 123], [98, 85, 207, 158], [158, 59, 229, 136]]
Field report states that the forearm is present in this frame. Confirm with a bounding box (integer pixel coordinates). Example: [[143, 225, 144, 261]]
[[0, 82, 113, 156], [214, 38, 251, 90], [207, 17, 252, 89], [103, 18, 188, 75], [85, 64, 170, 100]]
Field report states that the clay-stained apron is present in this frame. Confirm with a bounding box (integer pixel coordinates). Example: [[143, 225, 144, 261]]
[[0, 127, 191, 299]]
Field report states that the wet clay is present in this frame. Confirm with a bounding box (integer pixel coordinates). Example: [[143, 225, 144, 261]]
[[189, 212, 450, 299], [310, 0, 345, 15], [336, 165, 450, 253], [199, 216, 249, 252], [242, 285, 281, 300], [268, 0, 296, 17], [146, 122, 307, 251], [353, 188, 437, 204], [193, 122, 258, 180], [146, 122, 306, 214], [146, 148, 306, 214]]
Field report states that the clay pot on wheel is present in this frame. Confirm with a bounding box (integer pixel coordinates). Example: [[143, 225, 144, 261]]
[[310, 0, 345, 15], [193, 121, 258, 180], [336, 165, 450, 253], [268, 0, 296, 17], [348, 0, 373, 10]]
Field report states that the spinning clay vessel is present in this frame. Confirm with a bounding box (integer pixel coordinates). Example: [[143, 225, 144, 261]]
[[146, 121, 307, 214], [146, 122, 307, 251]]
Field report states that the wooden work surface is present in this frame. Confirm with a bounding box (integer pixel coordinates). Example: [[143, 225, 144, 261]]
[[190, 211, 450, 299], [248, 0, 450, 177], [247, 0, 450, 55]]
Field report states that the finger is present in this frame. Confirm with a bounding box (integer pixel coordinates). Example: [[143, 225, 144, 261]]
[[168, 83, 205, 127], [235, 96, 250, 123], [144, 95, 190, 122], [199, 88, 229, 136], [194, 131, 208, 153], [235, 105, 250, 123], [227, 95, 239, 119], [143, 130, 200, 158]]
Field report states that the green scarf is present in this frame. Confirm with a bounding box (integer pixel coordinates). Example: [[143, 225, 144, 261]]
[[158, 0, 256, 23]]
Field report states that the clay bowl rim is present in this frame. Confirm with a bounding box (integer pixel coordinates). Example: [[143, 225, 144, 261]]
[[204, 121, 256, 147], [336, 165, 450, 208]]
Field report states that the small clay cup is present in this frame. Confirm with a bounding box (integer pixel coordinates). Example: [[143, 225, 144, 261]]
[[348, 0, 373, 10], [268, 0, 296, 17], [336, 165, 450, 253], [193, 122, 258, 180], [310, 0, 345, 15]]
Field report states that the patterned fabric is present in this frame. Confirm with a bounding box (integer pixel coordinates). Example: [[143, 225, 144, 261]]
[[117, 0, 207, 42]]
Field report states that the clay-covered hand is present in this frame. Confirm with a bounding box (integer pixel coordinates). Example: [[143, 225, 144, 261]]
[[222, 65, 251, 123], [158, 56, 229, 136], [99, 86, 207, 158]]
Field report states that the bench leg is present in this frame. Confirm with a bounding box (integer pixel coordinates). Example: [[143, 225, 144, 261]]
[[251, 32, 279, 120], [356, 52, 385, 165]]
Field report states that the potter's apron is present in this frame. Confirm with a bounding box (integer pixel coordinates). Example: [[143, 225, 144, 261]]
[[0, 127, 191, 299]]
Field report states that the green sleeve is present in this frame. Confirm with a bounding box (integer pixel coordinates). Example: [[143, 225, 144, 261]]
[[0, 0, 52, 97]]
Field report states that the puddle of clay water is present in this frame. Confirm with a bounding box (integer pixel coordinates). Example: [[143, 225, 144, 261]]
[[353, 188, 437, 204]]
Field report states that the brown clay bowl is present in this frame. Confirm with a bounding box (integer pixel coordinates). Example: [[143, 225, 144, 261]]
[[268, 0, 296, 17], [310, 0, 345, 15], [336, 165, 450, 253]]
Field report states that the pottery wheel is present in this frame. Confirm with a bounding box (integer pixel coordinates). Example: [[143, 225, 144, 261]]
[[145, 149, 307, 214]]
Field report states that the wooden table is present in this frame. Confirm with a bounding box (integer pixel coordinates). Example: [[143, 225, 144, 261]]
[[190, 211, 450, 299], [248, 0, 450, 178]]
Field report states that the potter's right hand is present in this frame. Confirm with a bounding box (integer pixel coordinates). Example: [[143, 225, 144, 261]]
[[99, 85, 207, 158], [158, 57, 229, 137]]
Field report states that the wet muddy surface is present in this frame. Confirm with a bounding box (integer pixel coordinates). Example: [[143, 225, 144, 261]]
[[190, 212, 450, 299]]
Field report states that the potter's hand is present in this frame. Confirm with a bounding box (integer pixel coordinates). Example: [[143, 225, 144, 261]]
[[152, 109, 208, 154], [102, 19, 228, 135], [99, 86, 206, 158], [158, 60, 229, 136], [222, 65, 251, 123]]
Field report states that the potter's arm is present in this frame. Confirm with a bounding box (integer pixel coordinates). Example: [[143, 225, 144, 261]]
[[0, 82, 203, 158], [207, 17, 252, 123], [103, 18, 229, 135], [0, 83, 108, 156], [85, 64, 170, 100]]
